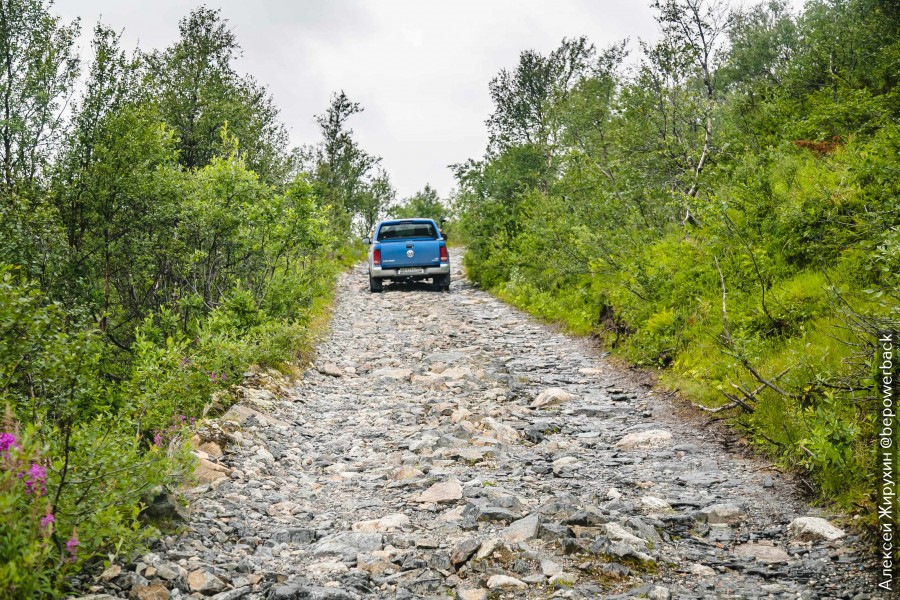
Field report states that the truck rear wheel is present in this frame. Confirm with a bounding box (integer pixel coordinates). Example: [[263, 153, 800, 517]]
[[436, 274, 451, 292], [369, 276, 383, 293]]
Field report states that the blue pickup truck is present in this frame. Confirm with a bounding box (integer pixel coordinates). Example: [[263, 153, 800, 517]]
[[363, 219, 450, 293]]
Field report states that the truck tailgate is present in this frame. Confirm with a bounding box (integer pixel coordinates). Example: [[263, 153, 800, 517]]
[[380, 240, 443, 269]]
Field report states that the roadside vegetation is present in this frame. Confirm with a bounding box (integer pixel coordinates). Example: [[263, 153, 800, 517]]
[[455, 0, 899, 516], [0, 2, 392, 596]]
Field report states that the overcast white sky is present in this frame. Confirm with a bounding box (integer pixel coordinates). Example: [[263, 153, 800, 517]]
[[50, 1, 783, 199]]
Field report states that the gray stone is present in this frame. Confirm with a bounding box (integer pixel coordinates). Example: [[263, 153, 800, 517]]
[[530, 387, 577, 408], [788, 517, 846, 542], [502, 513, 541, 543], [615, 430, 673, 449], [318, 363, 343, 377], [187, 569, 226, 594], [733, 542, 790, 563], [449, 538, 480, 567], [412, 480, 462, 503], [486, 574, 527, 590], [313, 532, 383, 561], [700, 503, 746, 525], [647, 586, 671, 600], [77, 254, 871, 600]]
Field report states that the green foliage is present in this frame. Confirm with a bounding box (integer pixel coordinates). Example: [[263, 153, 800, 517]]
[[0, 0, 80, 198], [391, 184, 450, 223], [0, 272, 192, 598], [146, 7, 290, 182], [458, 0, 899, 515], [1, 423, 67, 599], [305, 91, 396, 235], [0, 2, 375, 596]]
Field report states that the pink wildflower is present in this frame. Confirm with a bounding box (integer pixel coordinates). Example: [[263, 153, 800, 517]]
[[40, 510, 55, 532], [24, 463, 47, 496], [65, 530, 79, 561], [0, 432, 19, 453]]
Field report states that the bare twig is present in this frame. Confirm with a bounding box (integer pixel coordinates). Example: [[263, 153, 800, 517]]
[[692, 400, 739, 413]]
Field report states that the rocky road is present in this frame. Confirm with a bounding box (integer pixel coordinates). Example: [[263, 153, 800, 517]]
[[84, 254, 879, 600]]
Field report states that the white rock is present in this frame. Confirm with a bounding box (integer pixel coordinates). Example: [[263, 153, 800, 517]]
[[701, 503, 746, 525], [187, 569, 225, 594], [689, 563, 716, 577], [551, 456, 581, 474], [615, 429, 673, 449], [441, 366, 472, 380], [307, 561, 349, 576], [733, 541, 790, 563], [605, 523, 647, 547], [486, 574, 527, 590], [319, 363, 343, 377], [482, 417, 518, 443], [549, 571, 577, 586], [606, 487, 622, 499], [475, 537, 501, 560], [788, 517, 846, 542], [372, 368, 412, 380], [640, 496, 672, 513], [530, 387, 577, 408], [540, 559, 563, 577], [578, 367, 604, 375], [240, 387, 277, 410], [391, 466, 424, 480], [352, 513, 411, 532], [502, 513, 541, 543], [412, 480, 462, 503], [355, 553, 394, 577], [647, 585, 671, 600], [154, 565, 178, 581]]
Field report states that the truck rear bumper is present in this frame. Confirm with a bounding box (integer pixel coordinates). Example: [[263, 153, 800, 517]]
[[370, 264, 450, 279]]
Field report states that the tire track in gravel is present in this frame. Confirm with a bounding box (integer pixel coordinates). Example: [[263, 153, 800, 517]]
[[86, 252, 877, 600]]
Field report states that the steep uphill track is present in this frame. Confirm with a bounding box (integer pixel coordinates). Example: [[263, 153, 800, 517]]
[[85, 254, 877, 600]]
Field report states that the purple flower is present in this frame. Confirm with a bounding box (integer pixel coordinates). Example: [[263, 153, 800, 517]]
[[24, 463, 47, 496], [0, 432, 19, 453], [153, 431, 163, 446], [66, 531, 79, 561], [220, 373, 227, 381], [29, 463, 46, 483], [210, 373, 218, 382], [40, 510, 55, 531]]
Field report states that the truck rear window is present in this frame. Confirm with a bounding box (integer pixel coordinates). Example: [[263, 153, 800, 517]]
[[377, 222, 437, 241]]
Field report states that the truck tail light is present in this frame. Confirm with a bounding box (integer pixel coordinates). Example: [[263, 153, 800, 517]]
[[439, 245, 449, 263], [373, 248, 381, 266]]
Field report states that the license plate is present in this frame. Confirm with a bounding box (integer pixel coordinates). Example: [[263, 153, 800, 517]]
[[398, 268, 424, 275]]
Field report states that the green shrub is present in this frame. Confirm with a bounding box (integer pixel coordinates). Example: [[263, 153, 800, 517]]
[[456, 0, 899, 516], [0, 421, 71, 599]]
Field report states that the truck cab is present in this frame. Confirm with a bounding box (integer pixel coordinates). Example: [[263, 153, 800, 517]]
[[363, 219, 450, 293]]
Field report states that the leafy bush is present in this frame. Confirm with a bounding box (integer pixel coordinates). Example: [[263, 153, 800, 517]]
[[0, 421, 71, 599], [0, 2, 383, 597], [457, 0, 899, 515]]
